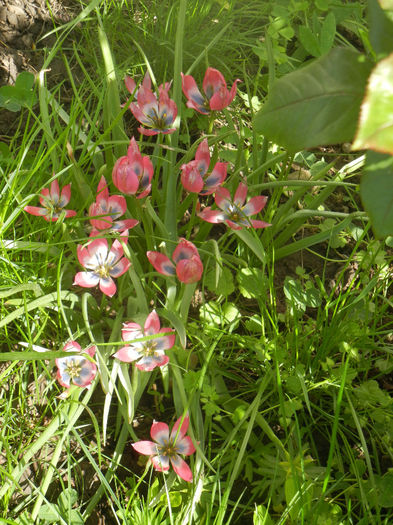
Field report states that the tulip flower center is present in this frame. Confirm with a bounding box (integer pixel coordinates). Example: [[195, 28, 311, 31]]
[[143, 340, 158, 356], [97, 264, 111, 279], [158, 440, 179, 458], [147, 107, 169, 130], [43, 198, 63, 216], [227, 203, 244, 223], [65, 359, 82, 379]]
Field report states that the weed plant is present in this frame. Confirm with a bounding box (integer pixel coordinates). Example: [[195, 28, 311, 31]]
[[1, 0, 393, 524]]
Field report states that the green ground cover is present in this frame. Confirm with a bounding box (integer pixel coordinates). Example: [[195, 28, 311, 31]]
[[1, 0, 393, 523]]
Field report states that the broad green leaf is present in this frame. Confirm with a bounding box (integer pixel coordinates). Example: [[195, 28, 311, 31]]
[[380, 0, 393, 8], [205, 266, 234, 297], [360, 151, 393, 237], [376, 471, 393, 507], [254, 48, 372, 152], [315, 0, 329, 9], [58, 488, 79, 511], [0, 72, 36, 111], [283, 277, 322, 311], [368, 0, 393, 54], [353, 54, 393, 153], [237, 267, 268, 299], [15, 71, 35, 90], [37, 503, 60, 521]]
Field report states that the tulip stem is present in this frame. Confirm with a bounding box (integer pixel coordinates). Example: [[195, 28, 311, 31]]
[[164, 0, 187, 243], [179, 283, 196, 322], [185, 194, 198, 240]]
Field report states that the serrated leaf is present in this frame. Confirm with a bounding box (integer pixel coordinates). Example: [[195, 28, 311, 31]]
[[353, 53, 393, 153], [254, 48, 372, 152], [360, 151, 393, 237], [355, 379, 392, 407]]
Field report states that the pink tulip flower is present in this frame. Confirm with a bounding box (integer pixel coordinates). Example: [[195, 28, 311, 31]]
[[198, 183, 271, 230], [124, 71, 152, 100], [147, 238, 203, 284], [113, 310, 175, 371], [89, 176, 139, 231], [129, 73, 177, 136], [24, 180, 76, 222], [132, 415, 195, 482], [124, 72, 171, 102], [73, 236, 131, 297], [56, 341, 97, 389], [181, 138, 227, 195], [112, 137, 154, 198], [181, 67, 241, 115]]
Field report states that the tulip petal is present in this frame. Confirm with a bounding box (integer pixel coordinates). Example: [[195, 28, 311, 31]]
[[198, 208, 226, 224], [250, 219, 271, 229], [176, 256, 203, 284], [154, 329, 176, 350], [151, 455, 170, 471], [49, 179, 60, 202], [24, 206, 48, 217], [99, 276, 117, 297], [151, 421, 169, 444], [109, 257, 131, 278], [147, 251, 176, 276], [125, 75, 137, 96], [122, 322, 143, 342], [242, 195, 268, 216], [214, 187, 232, 211], [59, 184, 72, 207], [234, 183, 248, 207], [132, 440, 158, 455], [73, 271, 100, 288], [172, 239, 200, 263], [181, 161, 204, 193], [113, 345, 141, 362], [176, 436, 196, 456], [181, 73, 205, 107], [171, 414, 189, 440], [170, 455, 193, 482], [203, 67, 226, 100], [135, 354, 169, 371], [144, 310, 160, 335]]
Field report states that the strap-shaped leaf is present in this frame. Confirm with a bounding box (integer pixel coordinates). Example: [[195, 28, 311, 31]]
[[254, 48, 372, 152]]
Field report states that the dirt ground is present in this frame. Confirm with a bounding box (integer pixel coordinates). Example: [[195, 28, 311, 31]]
[[0, 0, 76, 83], [0, 0, 77, 136]]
